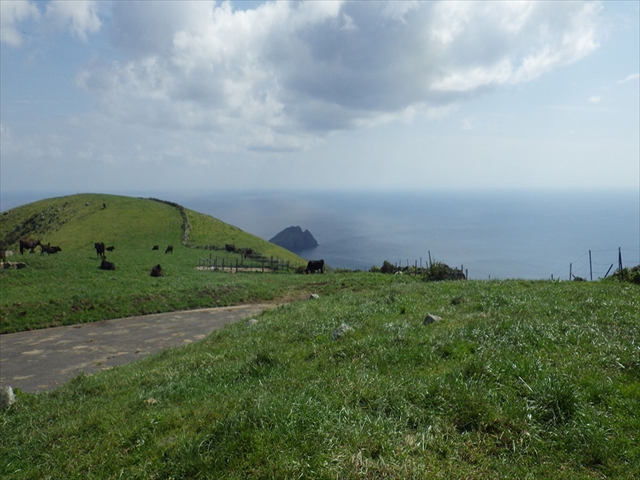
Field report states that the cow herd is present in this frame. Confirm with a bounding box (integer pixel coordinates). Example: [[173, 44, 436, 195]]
[[19, 238, 62, 256], [15, 237, 175, 277], [95, 242, 173, 275], [15, 237, 326, 275], [225, 244, 255, 258]]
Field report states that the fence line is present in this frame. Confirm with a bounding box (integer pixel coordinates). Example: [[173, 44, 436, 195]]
[[378, 247, 637, 281], [550, 247, 637, 281], [198, 255, 290, 273]]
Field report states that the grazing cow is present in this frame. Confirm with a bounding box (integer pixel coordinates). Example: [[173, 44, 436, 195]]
[[305, 259, 325, 274], [225, 243, 236, 253], [94, 242, 106, 258], [150, 264, 163, 277], [106, 246, 115, 252], [165, 245, 173, 254], [100, 259, 115, 270], [40, 244, 62, 255], [102, 203, 107, 209], [152, 245, 159, 251], [20, 239, 41, 255]]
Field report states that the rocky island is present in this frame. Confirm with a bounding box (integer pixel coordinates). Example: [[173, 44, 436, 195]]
[[269, 226, 318, 252]]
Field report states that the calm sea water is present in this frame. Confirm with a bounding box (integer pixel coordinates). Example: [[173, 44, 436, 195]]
[[171, 189, 639, 280], [2, 189, 638, 280]]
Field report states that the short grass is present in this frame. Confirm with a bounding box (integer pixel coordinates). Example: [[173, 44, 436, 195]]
[[0, 244, 318, 334], [0, 194, 308, 333], [2, 277, 639, 478]]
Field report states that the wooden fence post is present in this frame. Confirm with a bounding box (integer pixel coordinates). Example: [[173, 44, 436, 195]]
[[604, 264, 613, 278], [618, 247, 623, 281]]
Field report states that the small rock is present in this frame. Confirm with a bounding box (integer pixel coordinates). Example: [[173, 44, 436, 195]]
[[331, 323, 354, 340], [0, 386, 16, 410], [309, 294, 320, 300], [423, 313, 442, 325], [247, 318, 259, 326]]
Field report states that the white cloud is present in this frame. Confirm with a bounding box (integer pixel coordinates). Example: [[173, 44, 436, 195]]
[[619, 73, 640, 84], [45, 0, 101, 40], [381, 1, 419, 23], [0, 0, 40, 46], [73, 0, 602, 156], [431, 2, 601, 90], [588, 96, 603, 104], [1, 0, 101, 46]]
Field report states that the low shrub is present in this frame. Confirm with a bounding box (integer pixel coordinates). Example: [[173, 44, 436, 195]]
[[422, 262, 466, 282]]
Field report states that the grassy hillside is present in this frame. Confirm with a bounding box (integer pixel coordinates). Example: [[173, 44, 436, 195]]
[[1, 278, 639, 478], [0, 193, 304, 261], [0, 193, 309, 333], [186, 208, 303, 264], [1, 194, 179, 249]]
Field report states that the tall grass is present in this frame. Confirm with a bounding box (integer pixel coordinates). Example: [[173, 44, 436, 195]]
[[2, 277, 638, 478]]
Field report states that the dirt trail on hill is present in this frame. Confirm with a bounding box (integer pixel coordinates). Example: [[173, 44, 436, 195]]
[[0, 304, 280, 393]]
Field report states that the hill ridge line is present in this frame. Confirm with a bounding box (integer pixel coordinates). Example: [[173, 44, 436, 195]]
[[148, 198, 192, 247]]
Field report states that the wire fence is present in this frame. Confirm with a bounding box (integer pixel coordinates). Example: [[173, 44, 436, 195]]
[[376, 247, 638, 281], [549, 247, 637, 281], [197, 255, 291, 273]]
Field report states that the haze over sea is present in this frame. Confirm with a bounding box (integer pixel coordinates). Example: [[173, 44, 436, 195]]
[[2, 189, 638, 280], [172, 189, 638, 281]]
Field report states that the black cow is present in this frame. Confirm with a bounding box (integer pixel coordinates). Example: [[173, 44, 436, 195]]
[[100, 259, 115, 270], [106, 246, 115, 252], [152, 245, 159, 251], [20, 239, 41, 255], [165, 245, 173, 254], [94, 242, 106, 258], [305, 259, 325, 274], [40, 244, 61, 255], [225, 244, 236, 253], [150, 264, 163, 277]]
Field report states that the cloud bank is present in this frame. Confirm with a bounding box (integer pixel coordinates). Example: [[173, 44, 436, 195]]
[[69, 0, 601, 152], [6, 0, 635, 195]]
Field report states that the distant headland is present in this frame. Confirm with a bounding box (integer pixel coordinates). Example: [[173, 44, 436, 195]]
[[269, 226, 318, 252]]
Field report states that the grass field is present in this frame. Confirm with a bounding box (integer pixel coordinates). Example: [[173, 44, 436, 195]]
[[1, 277, 639, 478], [1, 194, 639, 478]]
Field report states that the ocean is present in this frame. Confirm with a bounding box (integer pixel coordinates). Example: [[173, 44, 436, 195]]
[[2, 189, 638, 280], [170, 189, 639, 280]]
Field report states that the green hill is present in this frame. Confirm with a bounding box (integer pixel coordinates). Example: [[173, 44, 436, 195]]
[[0, 193, 311, 333], [0, 193, 304, 264]]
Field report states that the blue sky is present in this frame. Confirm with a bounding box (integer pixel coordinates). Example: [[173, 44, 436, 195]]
[[1, 0, 638, 201]]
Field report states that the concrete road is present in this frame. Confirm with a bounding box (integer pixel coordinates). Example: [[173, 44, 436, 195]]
[[0, 304, 278, 393]]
